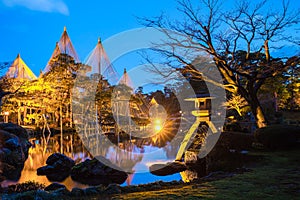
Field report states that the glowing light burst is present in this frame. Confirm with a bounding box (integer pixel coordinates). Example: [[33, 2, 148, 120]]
[[148, 103, 168, 137], [154, 119, 163, 132], [154, 124, 162, 132], [151, 118, 180, 147], [72, 27, 227, 173]]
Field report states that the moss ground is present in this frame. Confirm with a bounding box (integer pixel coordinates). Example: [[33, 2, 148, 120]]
[[111, 149, 300, 200]]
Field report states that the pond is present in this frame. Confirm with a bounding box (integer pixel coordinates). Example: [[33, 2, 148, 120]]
[[1, 130, 191, 190]]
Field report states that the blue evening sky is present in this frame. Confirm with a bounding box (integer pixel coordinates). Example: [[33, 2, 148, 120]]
[[0, 0, 179, 76], [0, 0, 299, 76]]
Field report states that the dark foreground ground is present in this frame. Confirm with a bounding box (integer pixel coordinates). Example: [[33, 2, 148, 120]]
[[2, 148, 300, 200], [111, 149, 300, 200]]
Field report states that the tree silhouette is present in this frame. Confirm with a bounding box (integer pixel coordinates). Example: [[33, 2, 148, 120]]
[[141, 0, 300, 128]]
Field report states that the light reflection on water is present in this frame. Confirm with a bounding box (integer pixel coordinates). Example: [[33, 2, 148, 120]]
[[122, 173, 181, 186], [1, 145, 92, 190], [1, 135, 183, 190]]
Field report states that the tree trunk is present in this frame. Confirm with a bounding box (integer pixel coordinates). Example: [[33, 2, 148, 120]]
[[239, 87, 267, 128], [17, 101, 21, 125], [249, 95, 267, 128], [60, 105, 63, 154], [70, 93, 73, 128], [264, 40, 270, 62]]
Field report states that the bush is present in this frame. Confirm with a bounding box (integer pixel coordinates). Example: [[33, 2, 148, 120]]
[[223, 122, 243, 132], [254, 125, 300, 150], [204, 132, 254, 172], [5, 181, 45, 194], [219, 132, 254, 151]]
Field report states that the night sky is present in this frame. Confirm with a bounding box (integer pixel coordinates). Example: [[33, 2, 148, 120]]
[[0, 0, 299, 77]]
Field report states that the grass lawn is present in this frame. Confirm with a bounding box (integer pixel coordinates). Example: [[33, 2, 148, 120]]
[[112, 149, 300, 200]]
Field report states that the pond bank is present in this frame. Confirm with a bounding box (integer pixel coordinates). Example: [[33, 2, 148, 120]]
[[2, 148, 299, 199], [113, 148, 300, 199]]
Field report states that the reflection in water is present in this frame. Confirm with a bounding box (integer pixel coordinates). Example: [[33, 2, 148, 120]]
[[80, 117, 183, 174], [0, 117, 201, 189], [1, 135, 92, 190], [180, 170, 198, 183]]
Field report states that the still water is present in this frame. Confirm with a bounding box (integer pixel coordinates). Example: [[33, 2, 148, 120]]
[[1, 134, 183, 190]]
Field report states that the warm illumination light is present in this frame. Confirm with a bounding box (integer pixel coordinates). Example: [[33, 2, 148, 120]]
[[3, 111, 9, 123], [154, 124, 162, 132], [153, 118, 163, 132]]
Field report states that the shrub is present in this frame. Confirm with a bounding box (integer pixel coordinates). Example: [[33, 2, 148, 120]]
[[223, 122, 243, 132], [254, 125, 300, 150], [219, 131, 254, 151], [6, 181, 45, 194]]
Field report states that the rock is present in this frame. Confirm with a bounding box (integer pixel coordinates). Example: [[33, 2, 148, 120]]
[[94, 185, 106, 193], [151, 184, 162, 190], [51, 188, 70, 197], [2, 163, 21, 181], [1, 148, 10, 157], [46, 153, 75, 168], [35, 189, 52, 200], [122, 185, 140, 193], [47, 173, 70, 182], [0, 123, 31, 181], [0, 174, 6, 182], [70, 187, 85, 196], [0, 123, 29, 139], [9, 191, 36, 200], [37, 165, 56, 175], [37, 153, 75, 182], [5, 138, 20, 149], [44, 183, 67, 191], [149, 162, 187, 176], [2, 162, 16, 171], [84, 187, 99, 195], [71, 156, 128, 186], [104, 184, 121, 194]]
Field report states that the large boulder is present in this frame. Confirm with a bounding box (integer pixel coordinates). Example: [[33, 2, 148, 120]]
[[37, 153, 75, 182], [0, 123, 29, 139], [44, 183, 67, 191], [149, 162, 187, 176], [71, 156, 128, 185], [0, 123, 31, 181]]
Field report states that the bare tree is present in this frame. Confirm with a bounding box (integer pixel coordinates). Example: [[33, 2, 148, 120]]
[[223, 93, 249, 117], [141, 0, 300, 128]]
